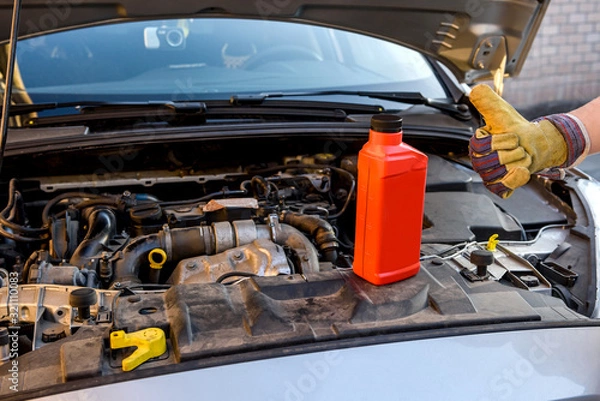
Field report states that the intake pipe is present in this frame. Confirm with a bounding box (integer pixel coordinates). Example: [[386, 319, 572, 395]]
[[110, 225, 213, 286], [70, 208, 116, 268], [279, 211, 339, 263], [110, 220, 320, 287]]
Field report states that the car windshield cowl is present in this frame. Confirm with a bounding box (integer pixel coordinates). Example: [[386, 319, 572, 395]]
[[6, 90, 468, 124]]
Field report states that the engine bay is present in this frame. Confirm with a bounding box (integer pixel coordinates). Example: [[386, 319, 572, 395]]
[[0, 133, 596, 396], [2, 148, 574, 291]]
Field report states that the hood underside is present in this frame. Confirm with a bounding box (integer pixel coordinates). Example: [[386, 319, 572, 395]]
[[0, 0, 549, 84]]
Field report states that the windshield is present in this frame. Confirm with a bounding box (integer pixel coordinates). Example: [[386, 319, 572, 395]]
[[2, 18, 446, 107]]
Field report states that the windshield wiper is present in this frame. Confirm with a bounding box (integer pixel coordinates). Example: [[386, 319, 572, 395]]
[[10, 98, 383, 127], [231, 91, 471, 120], [7, 101, 206, 117], [8, 91, 463, 127], [8, 101, 208, 127]]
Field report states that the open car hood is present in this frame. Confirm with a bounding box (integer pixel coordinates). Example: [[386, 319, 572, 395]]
[[0, 0, 549, 84]]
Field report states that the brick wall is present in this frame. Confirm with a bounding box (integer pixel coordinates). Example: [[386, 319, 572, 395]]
[[503, 0, 600, 111]]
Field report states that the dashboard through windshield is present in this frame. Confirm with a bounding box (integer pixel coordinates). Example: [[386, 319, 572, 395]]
[[3, 18, 446, 107]]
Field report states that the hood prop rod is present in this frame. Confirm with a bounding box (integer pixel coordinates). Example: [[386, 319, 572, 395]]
[[0, 0, 23, 175]]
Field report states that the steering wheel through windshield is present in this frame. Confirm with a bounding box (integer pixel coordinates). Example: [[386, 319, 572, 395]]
[[243, 45, 323, 70]]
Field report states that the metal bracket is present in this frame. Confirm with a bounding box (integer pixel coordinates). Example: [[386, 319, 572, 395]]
[[471, 36, 507, 95]]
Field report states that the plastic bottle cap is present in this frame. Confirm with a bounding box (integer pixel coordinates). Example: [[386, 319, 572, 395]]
[[371, 114, 403, 133]]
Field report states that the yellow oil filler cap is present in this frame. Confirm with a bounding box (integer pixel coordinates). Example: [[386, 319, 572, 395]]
[[110, 328, 167, 371], [148, 248, 167, 284], [148, 248, 167, 269]]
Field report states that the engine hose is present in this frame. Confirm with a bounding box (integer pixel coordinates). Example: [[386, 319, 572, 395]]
[[279, 211, 339, 263], [42, 192, 111, 225], [251, 176, 270, 199], [0, 179, 48, 237], [69, 208, 117, 267]]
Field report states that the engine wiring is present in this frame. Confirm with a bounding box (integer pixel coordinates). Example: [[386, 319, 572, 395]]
[[248, 164, 356, 220], [419, 224, 573, 262], [483, 224, 572, 246], [419, 241, 478, 261], [495, 204, 527, 241]]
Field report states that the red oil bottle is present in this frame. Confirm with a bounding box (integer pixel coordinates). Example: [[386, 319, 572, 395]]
[[353, 114, 428, 285]]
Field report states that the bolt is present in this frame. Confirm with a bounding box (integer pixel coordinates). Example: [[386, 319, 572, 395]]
[[477, 61, 485, 69], [186, 262, 197, 270], [114, 282, 121, 288], [233, 251, 243, 260], [302, 255, 310, 262], [430, 258, 444, 266], [484, 40, 493, 48]]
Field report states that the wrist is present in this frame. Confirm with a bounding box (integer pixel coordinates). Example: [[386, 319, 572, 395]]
[[534, 113, 590, 168], [564, 113, 591, 166]]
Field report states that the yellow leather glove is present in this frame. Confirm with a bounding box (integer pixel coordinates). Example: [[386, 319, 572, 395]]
[[469, 84, 588, 198]]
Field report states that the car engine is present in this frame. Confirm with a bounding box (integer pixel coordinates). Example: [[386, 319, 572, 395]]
[[10, 161, 350, 289], [0, 134, 595, 395]]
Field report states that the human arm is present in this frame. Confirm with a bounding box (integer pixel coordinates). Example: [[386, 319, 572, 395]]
[[468, 84, 597, 198], [571, 96, 600, 155]]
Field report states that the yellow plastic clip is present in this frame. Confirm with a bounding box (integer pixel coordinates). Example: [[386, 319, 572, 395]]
[[148, 248, 167, 270], [486, 234, 499, 252], [110, 328, 167, 371]]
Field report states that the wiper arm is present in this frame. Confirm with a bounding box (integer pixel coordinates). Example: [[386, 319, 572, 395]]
[[8, 101, 206, 117], [231, 91, 471, 120]]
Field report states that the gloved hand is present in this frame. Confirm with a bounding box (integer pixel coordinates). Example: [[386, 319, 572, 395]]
[[469, 84, 589, 198]]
